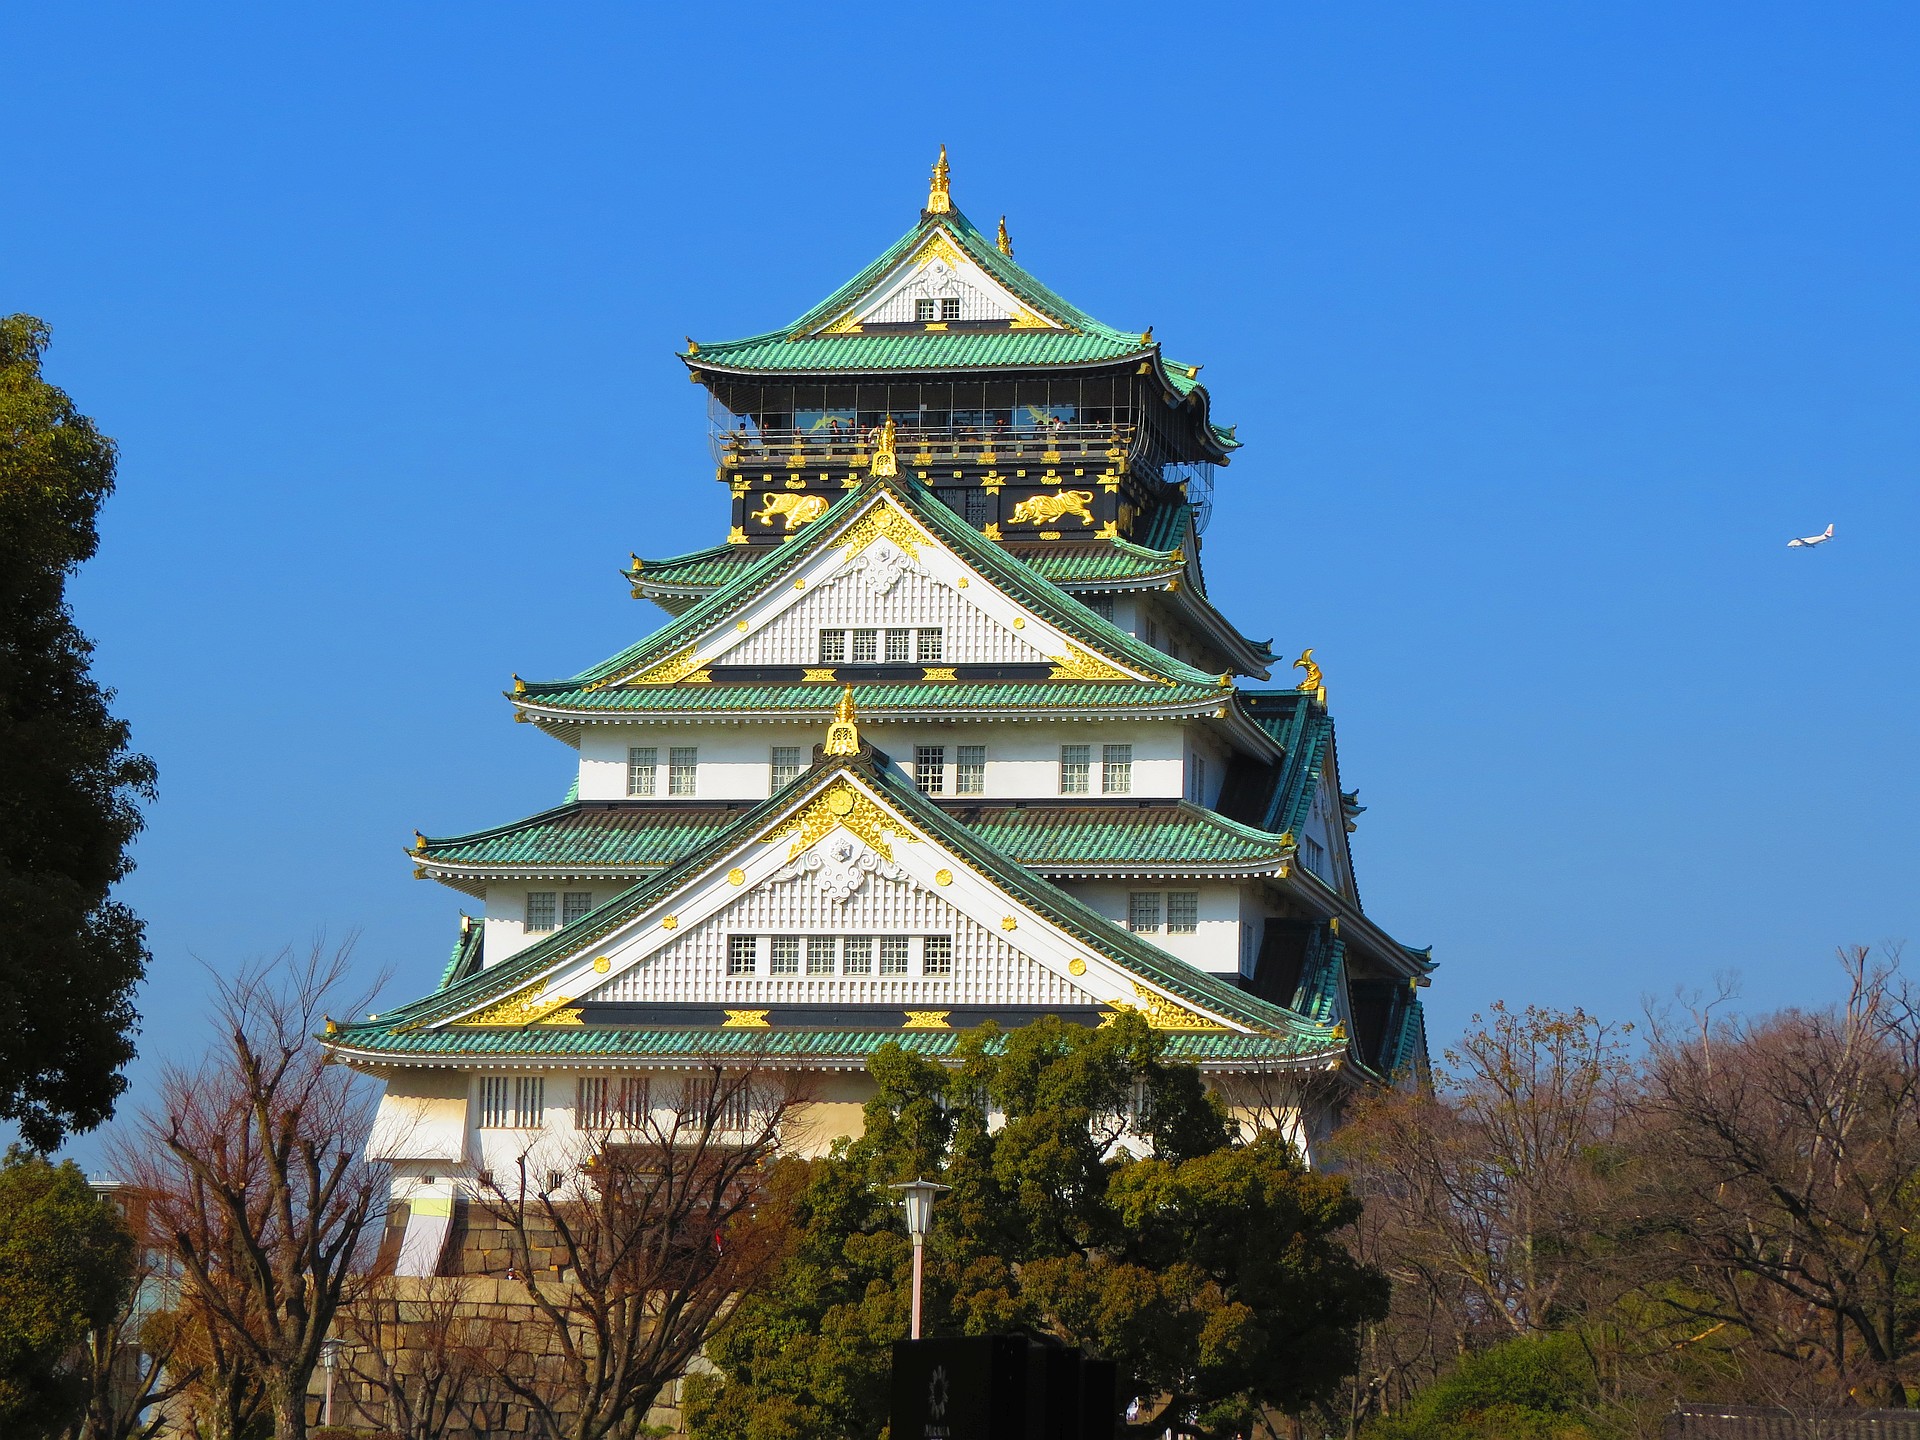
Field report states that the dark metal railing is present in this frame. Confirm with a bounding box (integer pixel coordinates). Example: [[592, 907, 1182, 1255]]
[[714, 422, 1134, 469]]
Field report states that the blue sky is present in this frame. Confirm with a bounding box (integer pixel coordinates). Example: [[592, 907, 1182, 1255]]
[[8, 4, 1917, 1158]]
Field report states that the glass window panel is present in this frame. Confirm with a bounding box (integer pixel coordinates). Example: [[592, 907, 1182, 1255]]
[[914, 746, 946, 795], [886, 629, 911, 662], [771, 747, 805, 791], [669, 747, 697, 797], [842, 937, 873, 974], [727, 935, 757, 975], [562, 891, 593, 925], [769, 936, 800, 975], [1102, 744, 1132, 795], [526, 892, 557, 931], [923, 936, 953, 976], [956, 745, 985, 795], [1128, 892, 1162, 933], [915, 628, 943, 662], [626, 746, 657, 797], [1167, 892, 1199, 933], [1060, 745, 1091, 795], [852, 630, 878, 664], [807, 936, 835, 974], [879, 937, 910, 975], [818, 630, 847, 664]]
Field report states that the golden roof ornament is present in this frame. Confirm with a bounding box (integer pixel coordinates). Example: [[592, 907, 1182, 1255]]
[[926, 144, 952, 215], [1293, 647, 1326, 705], [685, 336, 700, 356], [1141, 327, 1154, 345], [997, 215, 1013, 257], [823, 685, 861, 756], [869, 415, 898, 477]]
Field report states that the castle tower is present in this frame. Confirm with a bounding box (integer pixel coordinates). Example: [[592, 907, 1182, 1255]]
[[328, 153, 1433, 1274]]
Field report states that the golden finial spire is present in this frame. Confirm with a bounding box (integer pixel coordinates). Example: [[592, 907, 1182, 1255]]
[[823, 685, 861, 756], [926, 145, 952, 215], [1293, 648, 1326, 705], [997, 215, 1013, 257]]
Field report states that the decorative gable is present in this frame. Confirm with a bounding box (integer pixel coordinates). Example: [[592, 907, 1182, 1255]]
[[819, 229, 1057, 333]]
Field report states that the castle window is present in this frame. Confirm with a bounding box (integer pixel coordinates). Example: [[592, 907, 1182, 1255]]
[[879, 936, 910, 975], [1102, 744, 1132, 795], [1167, 891, 1199, 934], [852, 629, 878, 664], [1188, 754, 1207, 804], [885, 628, 911, 663], [626, 746, 657, 797], [915, 298, 936, 322], [771, 746, 805, 791], [1301, 835, 1328, 879], [769, 936, 800, 975], [577, 1076, 610, 1130], [669, 746, 698, 797], [561, 891, 593, 926], [525, 892, 557, 932], [818, 630, 847, 664], [915, 746, 946, 795], [480, 1075, 543, 1129], [915, 628, 943, 663], [1060, 745, 1091, 795], [1128, 892, 1162, 933], [842, 937, 874, 974], [727, 935, 758, 975], [618, 1076, 650, 1127], [479, 1076, 511, 1128], [923, 936, 953, 976], [1085, 593, 1114, 621], [964, 488, 989, 527], [807, 936, 835, 975], [940, 297, 960, 321], [956, 744, 985, 795]]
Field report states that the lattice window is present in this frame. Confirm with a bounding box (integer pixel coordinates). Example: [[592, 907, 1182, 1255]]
[[727, 935, 758, 975], [669, 747, 698, 797], [915, 746, 946, 795], [1060, 745, 1091, 795], [852, 629, 878, 663], [479, 1076, 512, 1128], [880, 936, 910, 976], [885, 628, 911, 663], [915, 627, 943, 662], [769, 936, 800, 975], [1128, 893, 1162, 933], [771, 747, 805, 791], [818, 630, 847, 664], [956, 745, 985, 795], [562, 891, 593, 926], [1085, 593, 1114, 621], [923, 936, 953, 977], [940, 296, 960, 321], [915, 298, 936, 322], [1301, 836, 1328, 878], [525, 892, 557, 932], [1102, 744, 1132, 795], [842, 937, 873, 974], [1166, 891, 1199, 934], [807, 936, 835, 975], [626, 746, 657, 797], [965, 489, 989, 527]]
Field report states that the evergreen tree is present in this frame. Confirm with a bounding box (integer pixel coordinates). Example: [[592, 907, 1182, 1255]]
[[0, 315, 154, 1149], [685, 1013, 1388, 1440]]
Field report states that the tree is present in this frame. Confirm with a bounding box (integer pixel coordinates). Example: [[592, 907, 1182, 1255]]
[[0, 314, 155, 1150], [469, 1064, 806, 1440], [125, 943, 387, 1440], [687, 1014, 1387, 1440], [0, 1148, 136, 1439], [1637, 948, 1920, 1408], [337, 1275, 505, 1440], [66, 1212, 197, 1440]]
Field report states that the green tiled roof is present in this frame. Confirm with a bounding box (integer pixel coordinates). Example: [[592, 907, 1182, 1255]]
[[418, 800, 1293, 877], [519, 677, 1223, 716], [629, 543, 752, 590], [347, 754, 1333, 1050], [519, 477, 1233, 718], [323, 1022, 1331, 1065], [632, 538, 1183, 599]]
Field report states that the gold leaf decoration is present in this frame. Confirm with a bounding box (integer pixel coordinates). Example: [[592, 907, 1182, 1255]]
[[1048, 644, 1130, 682], [1127, 982, 1227, 1032], [903, 1011, 951, 1030], [463, 978, 580, 1028], [839, 498, 925, 562], [759, 778, 920, 862], [595, 643, 704, 690], [723, 1009, 771, 1029]]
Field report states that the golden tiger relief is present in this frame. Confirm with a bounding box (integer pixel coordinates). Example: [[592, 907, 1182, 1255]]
[[751, 493, 830, 530], [1007, 489, 1096, 527]]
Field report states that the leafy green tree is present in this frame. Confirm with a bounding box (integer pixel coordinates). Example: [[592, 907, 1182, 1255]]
[[0, 315, 155, 1149], [685, 1014, 1387, 1440], [1366, 1333, 1600, 1440], [0, 1147, 136, 1438]]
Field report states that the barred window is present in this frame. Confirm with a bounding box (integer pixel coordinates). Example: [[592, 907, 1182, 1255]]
[[1301, 835, 1328, 878], [851, 629, 878, 663], [842, 937, 873, 975], [479, 1076, 512, 1128], [915, 298, 936, 322], [1188, 754, 1207, 804], [879, 936, 910, 975], [885, 628, 911, 663], [1129, 1077, 1154, 1135], [965, 489, 989, 527], [727, 935, 757, 975], [940, 296, 960, 321], [769, 936, 800, 975], [915, 628, 943, 663], [577, 1076, 611, 1130], [923, 936, 953, 977], [818, 630, 847, 664], [1085, 593, 1114, 621], [1167, 891, 1199, 934], [669, 746, 698, 797], [1128, 892, 1162, 933], [915, 745, 946, 795], [562, 891, 593, 926], [513, 1076, 544, 1128], [626, 746, 657, 797], [1102, 744, 1132, 795], [956, 744, 985, 795], [684, 1075, 751, 1131], [526, 892, 557, 932], [1060, 745, 1091, 795], [771, 746, 805, 791], [618, 1076, 650, 1128], [807, 936, 835, 975]]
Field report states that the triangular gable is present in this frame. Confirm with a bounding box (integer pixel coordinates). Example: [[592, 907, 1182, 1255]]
[[394, 756, 1325, 1043], [814, 228, 1058, 333], [554, 483, 1223, 694]]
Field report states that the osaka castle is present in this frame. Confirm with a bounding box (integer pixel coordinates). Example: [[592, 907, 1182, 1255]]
[[327, 150, 1433, 1265]]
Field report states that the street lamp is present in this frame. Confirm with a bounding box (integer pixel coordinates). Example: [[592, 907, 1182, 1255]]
[[320, 1336, 342, 1426], [891, 1178, 949, 1340]]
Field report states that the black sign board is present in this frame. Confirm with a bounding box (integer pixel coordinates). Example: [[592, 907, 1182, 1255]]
[[890, 1336, 1117, 1440]]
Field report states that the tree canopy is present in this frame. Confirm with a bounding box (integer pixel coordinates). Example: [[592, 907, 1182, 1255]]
[[685, 1013, 1387, 1440], [0, 314, 154, 1148]]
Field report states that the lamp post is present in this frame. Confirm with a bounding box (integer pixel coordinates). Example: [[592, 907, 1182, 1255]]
[[321, 1336, 341, 1426], [891, 1178, 949, 1340]]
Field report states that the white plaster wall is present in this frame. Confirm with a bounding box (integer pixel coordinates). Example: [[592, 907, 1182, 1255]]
[[366, 1070, 469, 1163], [1061, 880, 1247, 976], [482, 882, 607, 967], [573, 721, 1188, 803]]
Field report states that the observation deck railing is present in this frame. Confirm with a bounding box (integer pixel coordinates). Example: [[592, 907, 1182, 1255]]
[[715, 422, 1135, 471]]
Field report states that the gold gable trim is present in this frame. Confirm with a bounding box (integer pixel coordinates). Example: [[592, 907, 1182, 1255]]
[[759, 777, 920, 862], [463, 978, 581, 1029], [1048, 643, 1131, 682], [839, 497, 926, 561], [589, 642, 703, 691]]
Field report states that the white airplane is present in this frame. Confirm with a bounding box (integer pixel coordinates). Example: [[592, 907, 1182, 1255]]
[[1787, 523, 1834, 549]]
